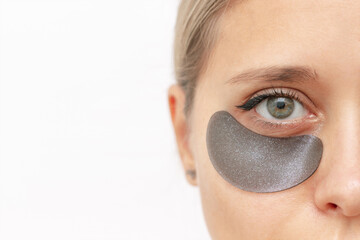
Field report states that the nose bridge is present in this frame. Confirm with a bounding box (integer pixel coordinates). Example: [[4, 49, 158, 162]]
[[314, 97, 360, 217], [330, 98, 360, 162]]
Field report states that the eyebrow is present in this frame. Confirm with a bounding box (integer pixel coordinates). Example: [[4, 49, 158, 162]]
[[226, 65, 319, 85]]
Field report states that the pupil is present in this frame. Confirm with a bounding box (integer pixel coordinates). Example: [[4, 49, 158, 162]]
[[276, 101, 286, 109]]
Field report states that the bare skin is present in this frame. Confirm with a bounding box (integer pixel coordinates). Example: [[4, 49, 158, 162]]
[[168, 0, 360, 239]]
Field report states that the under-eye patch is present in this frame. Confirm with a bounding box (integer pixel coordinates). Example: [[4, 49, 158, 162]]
[[206, 111, 323, 193]]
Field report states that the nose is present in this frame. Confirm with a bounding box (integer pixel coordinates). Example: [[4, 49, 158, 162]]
[[314, 112, 360, 217], [314, 164, 360, 217]]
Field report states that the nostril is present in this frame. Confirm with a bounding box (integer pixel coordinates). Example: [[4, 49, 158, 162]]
[[327, 203, 338, 210]]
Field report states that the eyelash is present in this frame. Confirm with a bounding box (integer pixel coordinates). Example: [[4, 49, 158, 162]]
[[236, 88, 302, 111]]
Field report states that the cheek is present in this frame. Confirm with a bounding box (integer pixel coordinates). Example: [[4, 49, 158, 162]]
[[190, 108, 310, 239], [197, 152, 309, 239]]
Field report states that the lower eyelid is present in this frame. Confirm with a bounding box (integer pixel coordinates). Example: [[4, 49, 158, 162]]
[[231, 108, 315, 136], [251, 122, 311, 137], [248, 111, 315, 133]]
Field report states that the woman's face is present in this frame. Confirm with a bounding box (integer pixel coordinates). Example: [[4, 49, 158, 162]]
[[169, 0, 360, 239]]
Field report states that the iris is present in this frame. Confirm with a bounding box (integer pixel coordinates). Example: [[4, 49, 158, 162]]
[[267, 97, 294, 119]]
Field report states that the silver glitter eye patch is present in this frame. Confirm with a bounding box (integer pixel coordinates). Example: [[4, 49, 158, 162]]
[[206, 111, 323, 193]]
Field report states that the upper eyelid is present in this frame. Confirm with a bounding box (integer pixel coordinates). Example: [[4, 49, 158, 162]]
[[236, 88, 304, 111]]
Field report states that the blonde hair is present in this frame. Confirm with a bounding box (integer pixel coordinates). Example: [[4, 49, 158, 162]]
[[174, 0, 231, 117]]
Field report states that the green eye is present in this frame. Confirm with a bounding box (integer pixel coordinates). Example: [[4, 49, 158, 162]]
[[266, 97, 295, 119]]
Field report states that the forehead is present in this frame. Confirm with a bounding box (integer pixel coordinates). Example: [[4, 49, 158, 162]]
[[207, 0, 360, 79]]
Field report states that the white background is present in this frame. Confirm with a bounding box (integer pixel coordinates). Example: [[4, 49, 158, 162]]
[[0, 0, 210, 239]]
